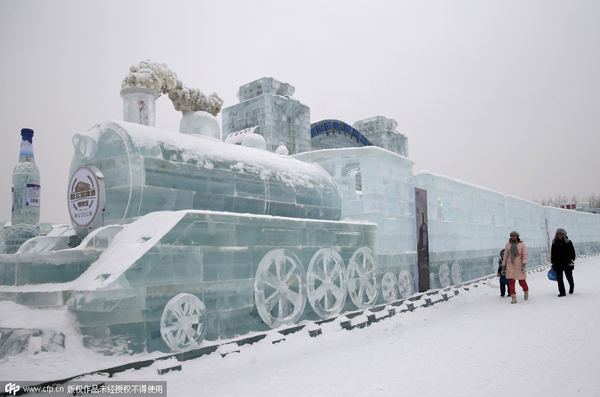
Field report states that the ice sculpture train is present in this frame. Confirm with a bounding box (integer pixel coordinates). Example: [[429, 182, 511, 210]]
[[2, 60, 600, 357], [65, 120, 378, 353]]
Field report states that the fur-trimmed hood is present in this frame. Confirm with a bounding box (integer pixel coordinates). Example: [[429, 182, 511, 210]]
[[553, 228, 570, 244]]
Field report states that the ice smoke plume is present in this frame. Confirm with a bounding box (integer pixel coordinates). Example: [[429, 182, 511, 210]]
[[122, 60, 223, 116]]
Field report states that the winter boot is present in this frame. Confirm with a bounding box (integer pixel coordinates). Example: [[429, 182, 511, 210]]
[[511, 294, 517, 304], [524, 291, 529, 300]]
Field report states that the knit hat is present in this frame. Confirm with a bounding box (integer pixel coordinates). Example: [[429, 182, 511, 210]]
[[510, 230, 519, 237]]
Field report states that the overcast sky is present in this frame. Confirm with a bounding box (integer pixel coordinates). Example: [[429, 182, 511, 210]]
[[1, 0, 599, 224]]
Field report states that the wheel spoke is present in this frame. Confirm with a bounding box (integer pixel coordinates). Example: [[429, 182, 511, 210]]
[[163, 324, 178, 334], [314, 283, 328, 301], [286, 289, 302, 308], [185, 327, 197, 342], [324, 289, 331, 309], [313, 265, 327, 282], [356, 258, 365, 276], [322, 250, 331, 272], [187, 314, 201, 325], [364, 281, 375, 299], [261, 275, 281, 289], [331, 262, 343, 282], [284, 264, 297, 283], [175, 328, 185, 343], [265, 290, 281, 312], [173, 304, 184, 319], [275, 256, 285, 280], [330, 284, 344, 301], [182, 301, 192, 317]]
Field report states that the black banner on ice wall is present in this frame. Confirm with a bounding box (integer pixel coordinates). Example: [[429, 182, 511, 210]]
[[415, 188, 430, 292]]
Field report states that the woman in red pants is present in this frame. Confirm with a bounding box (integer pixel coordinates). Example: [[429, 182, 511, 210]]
[[501, 231, 529, 304]]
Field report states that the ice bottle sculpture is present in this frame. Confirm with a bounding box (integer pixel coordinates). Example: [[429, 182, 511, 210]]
[[11, 128, 41, 225]]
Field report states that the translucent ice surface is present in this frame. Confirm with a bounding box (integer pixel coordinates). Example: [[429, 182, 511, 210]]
[[69, 120, 342, 233], [66, 210, 377, 354]]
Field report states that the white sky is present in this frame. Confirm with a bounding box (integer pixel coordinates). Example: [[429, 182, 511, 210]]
[[1, 0, 599, 224]]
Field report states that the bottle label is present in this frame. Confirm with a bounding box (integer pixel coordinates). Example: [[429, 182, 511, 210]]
[[20, 140, 34, 158], [26, 184, 41, 207]]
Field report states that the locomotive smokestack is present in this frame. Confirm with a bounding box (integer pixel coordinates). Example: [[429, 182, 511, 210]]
[[120, 86, 159, 127], [120, 60, 224, 135], [121, 60, 179, 127]]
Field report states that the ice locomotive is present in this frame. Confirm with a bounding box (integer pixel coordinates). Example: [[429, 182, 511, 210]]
[[66, 119, 378, 353]]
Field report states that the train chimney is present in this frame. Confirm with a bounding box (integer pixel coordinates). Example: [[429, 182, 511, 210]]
[[180, 111, 221, 140], [120, 86, 159, 127]]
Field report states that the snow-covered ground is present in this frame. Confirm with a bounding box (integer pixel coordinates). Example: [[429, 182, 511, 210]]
[[2, 256, 599, 396]]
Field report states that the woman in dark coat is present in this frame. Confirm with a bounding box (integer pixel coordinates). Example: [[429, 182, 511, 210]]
[[550, 228, 576, 297]]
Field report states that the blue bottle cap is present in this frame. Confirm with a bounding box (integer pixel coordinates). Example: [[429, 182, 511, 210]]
[[20, 128, 34, 142]]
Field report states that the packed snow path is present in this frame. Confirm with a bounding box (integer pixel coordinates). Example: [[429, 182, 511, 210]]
[[76, 256, 599, 396]]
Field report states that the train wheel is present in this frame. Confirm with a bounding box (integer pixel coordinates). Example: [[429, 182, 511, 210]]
[[160, 293, 206, 352], [451, 262, 462, 285], [307, 248, 347, 318], [439, 263, 451, 287], [381, 272, 398, 303], [254, 249, 307, 328], [346, 247, 378, 309], [398, 270, 415, 298]]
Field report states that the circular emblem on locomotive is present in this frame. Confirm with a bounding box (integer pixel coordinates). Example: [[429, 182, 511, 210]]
[[68, 166, 105, 228]]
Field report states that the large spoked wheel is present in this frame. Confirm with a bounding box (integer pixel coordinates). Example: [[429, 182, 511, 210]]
[[307, 248, 347, 319], [381, 272, 398, 303], [451, 262, 462, 285], [254, 249, 307, 328], [346, 247, 378, 309], [439, 263, 451, 288], [160, 293, 207, 352], [398, 270, 415, 298]]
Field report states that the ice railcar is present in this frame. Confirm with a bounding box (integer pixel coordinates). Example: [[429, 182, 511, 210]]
[[66, 120, 385, 353]]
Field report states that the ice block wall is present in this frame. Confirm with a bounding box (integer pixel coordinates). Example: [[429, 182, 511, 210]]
[[415, 171, 600, 287], [295, 147, 417, 271], [544, 206, 600, 256]]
